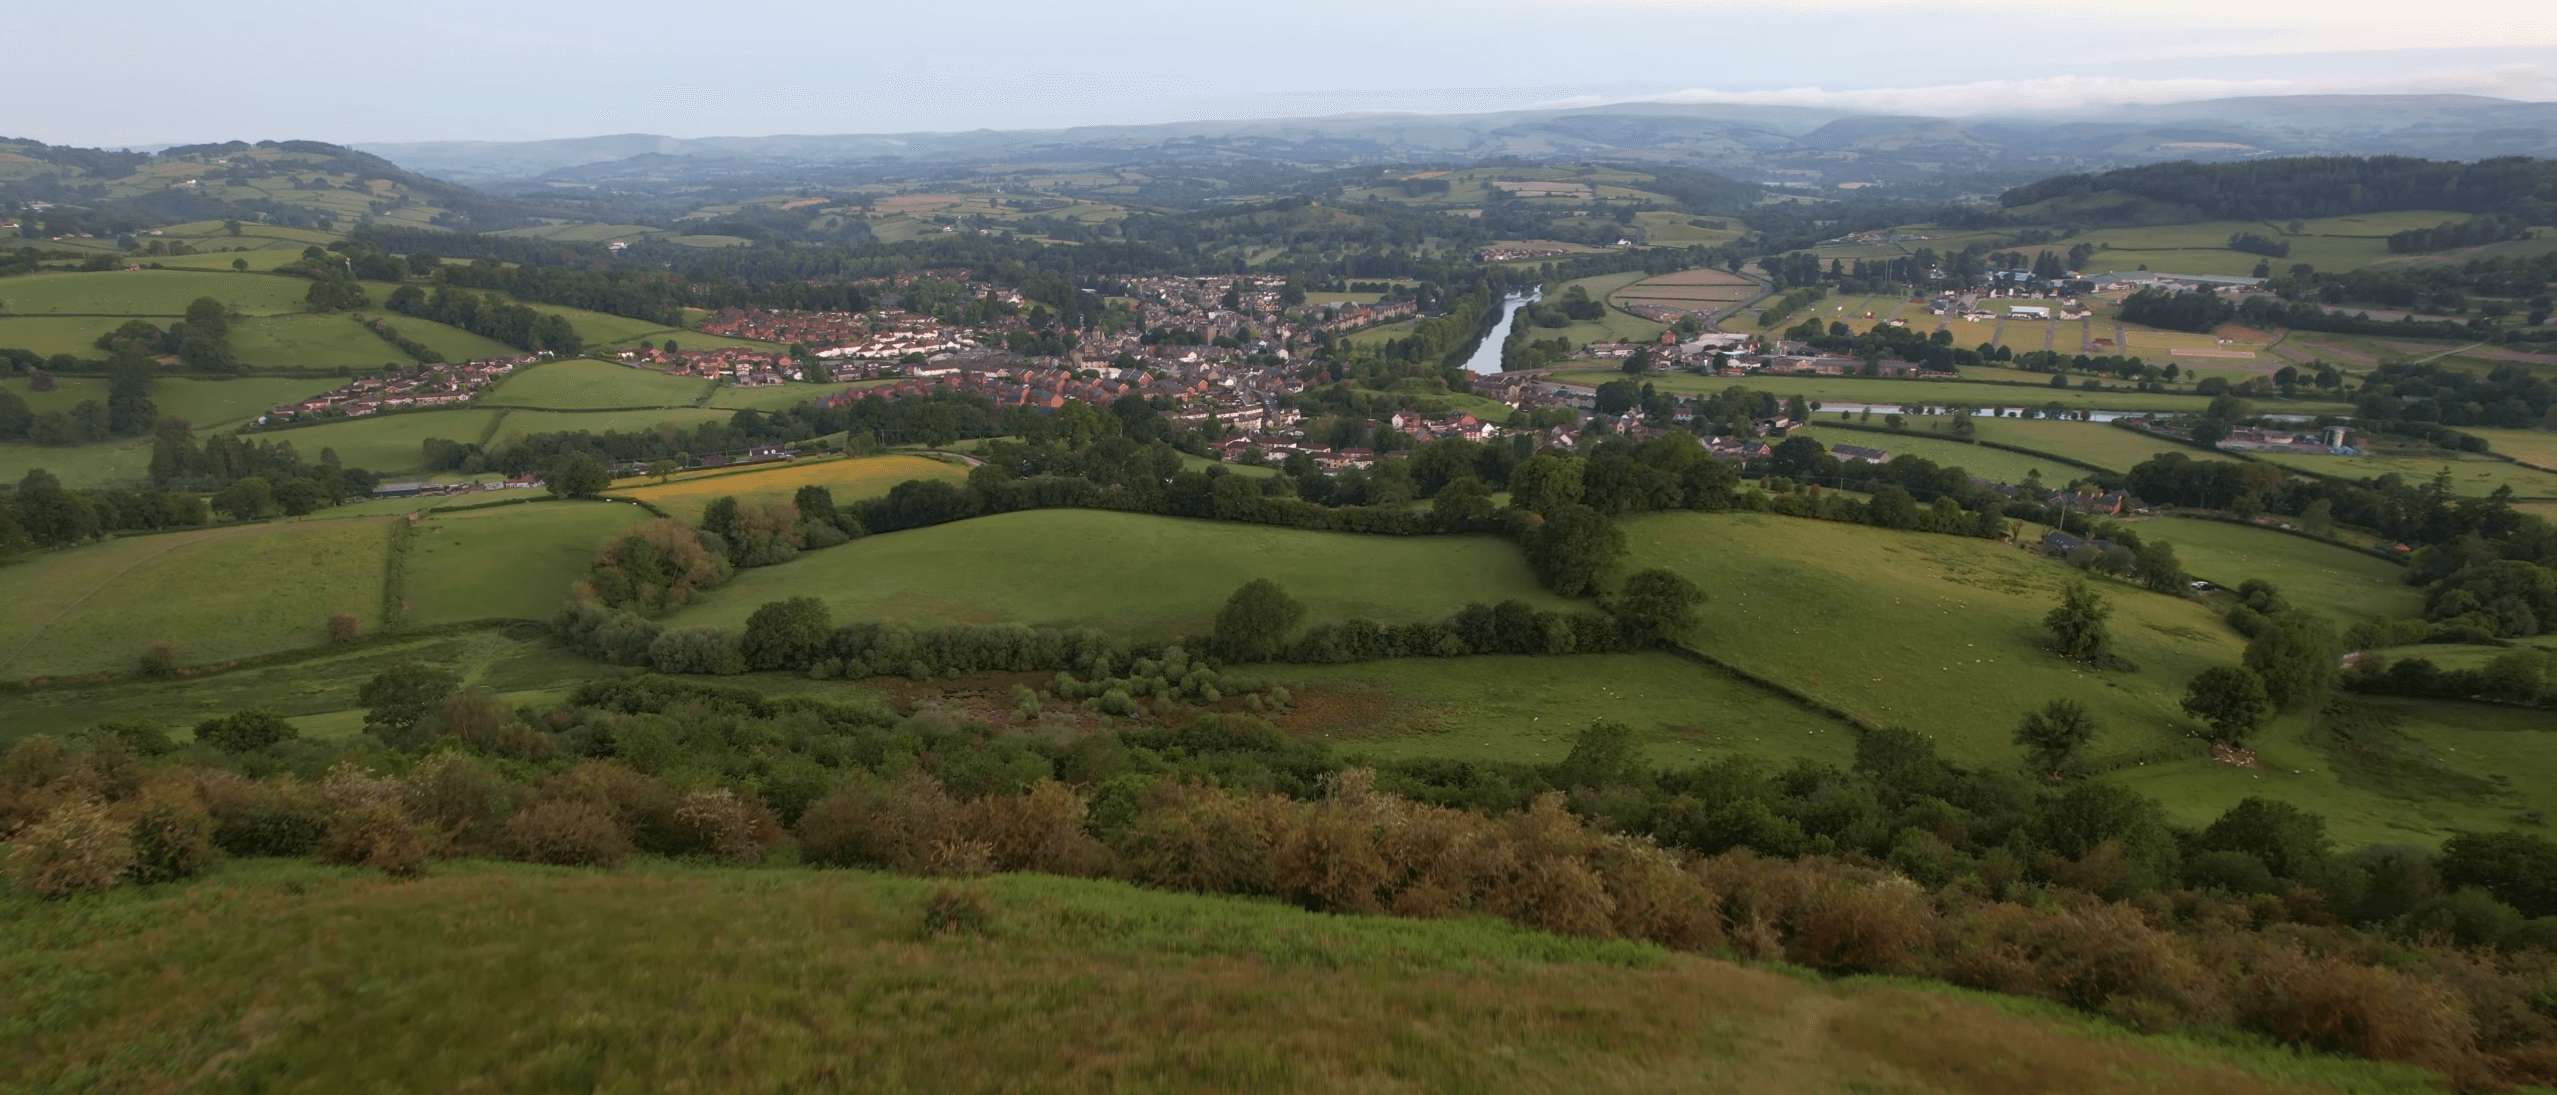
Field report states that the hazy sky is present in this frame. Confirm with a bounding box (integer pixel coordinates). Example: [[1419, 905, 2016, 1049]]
[[12, 0, 2555, 147]]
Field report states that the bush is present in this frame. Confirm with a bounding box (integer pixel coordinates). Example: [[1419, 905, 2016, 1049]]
[[3, 799, 133, 896], [958, 780, 1107, 876], [1119, 782, 1281, 896], [797, 774, 957, 873], [317, 800, 427, 879], [198, 774, 328, 857], [403, 753, 521, 858], [193, 708, 298, 753], [649, 627, 747, 675], [501, 800, 632, 868], [1786, 878, 1934, 974], [429, 687, 551, 761], [2242, 947, 2472, 1066], [127, 790, 214, 884], [327, 612, 359, 643], [669, 788, 771, 864]]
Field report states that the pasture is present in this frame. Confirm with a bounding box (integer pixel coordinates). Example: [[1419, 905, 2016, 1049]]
[[0, 268, 318, 316], [1281, 653, 1855, 769], [227, 313, 509, 371], [0, 438, 154, 489], [2127, 516, 2422, 624], [1567, 370, 2351, 416], [400, 500, 658, 626], [488, 407, 735, 446], [0, 519, 391, 680], [1611, 268, 1759, 312], [2250, 449, 2557, 498], [0, 315, 123, 356], [704, 383, 831, 411], [661, 509, 1576, 638], [254, 409, 504, 473], [1965, 418, 2241, 473], [482, 358, 713, 410], [1785, 425, 2056, 485], [1624, 511, 2246, 768], [614, 454, 969, 522], [2460, 427, 2557, 469]]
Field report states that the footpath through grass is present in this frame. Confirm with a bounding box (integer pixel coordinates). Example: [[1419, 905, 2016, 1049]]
[[663, 508, 1576, 640], [0, 858, 2448, 1095]]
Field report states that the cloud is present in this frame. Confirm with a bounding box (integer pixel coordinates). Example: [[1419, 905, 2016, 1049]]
[[1547, 65, 2557, 118]]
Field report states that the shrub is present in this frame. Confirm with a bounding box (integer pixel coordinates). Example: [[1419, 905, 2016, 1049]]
[[317, 801, 427, 879], [136, 642, 179, 679], [536, 761, 678, 854], [193, 708, 297, 753], [326, 612, 359, 643], [958, 780, 1107, 876], [649, 627, 747, 675], [5, 800, 132, 896], [502, 800, 631, 868], [403, 753, 521, 857], [127, 790, 215, 884], [669, 788, 769, 864], [198, 774, 328, 857], [2241, 947, 2472, 1066], [1271, 799, 1391, 913], [1786, 878, 1933, 974], [921, 883, 996, 937], [89, 719, 176, 757], [430, 687, 551, 761], [1119, 782, 1280, 896], [797, 774, 957, 873]]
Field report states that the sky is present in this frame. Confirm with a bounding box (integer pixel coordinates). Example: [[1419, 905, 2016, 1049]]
[[10, 0, 2555, 147]]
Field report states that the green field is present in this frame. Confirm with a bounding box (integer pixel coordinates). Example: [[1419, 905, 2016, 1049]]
[[2128, 517, 2421, 623], [703, 382, 832, 411], [400, 500, 657, 626], [616, 455, 969, 523], [226, 312, 499, 370], [2446, 427, 2557, 469], [0, 437, 154, 489], [250, 409, 502, 473], [1625, 511, 2244, 768], [482, 358, 714, 410], [664, 509, 1577, 639], [0, 315, 123, 356], [488, 407, 737, 445], [1967, 417, 2241, 473], [1566, 370, 2352, 417], [0, 269, 319, 316], [0, 519, 391, 680], [1786, 425, 2056, 484], [0, 858, 2423, 1095], [1283, 653, 1855, 769], [2250, 449, 2557, 498]]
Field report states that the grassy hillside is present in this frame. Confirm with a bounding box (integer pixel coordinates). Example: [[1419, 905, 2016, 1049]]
[[1626, 512, 2245, 765], [2129, 517, 2421, 624], [615, 454, 968, 523], [398, 500, 658, 627], [482, 358, 715, 409], [251, 409, 502, 473], [0, 858, 2444, 1095], [663, 509, 1577, 639], [1966, 418, 2241, 474], [0, 519, 391, 680], [1281, 652, 1857, 769]]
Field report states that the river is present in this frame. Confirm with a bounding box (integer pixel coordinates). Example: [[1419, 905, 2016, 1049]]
[[1459, 291, 1539, 376]]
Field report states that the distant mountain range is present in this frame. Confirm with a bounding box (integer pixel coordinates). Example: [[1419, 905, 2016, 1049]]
[[358, 95, 2557, 194]]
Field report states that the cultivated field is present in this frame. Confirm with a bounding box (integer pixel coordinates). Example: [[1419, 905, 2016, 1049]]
[[0, 519, 391, 680], [2129, 516, 2422, 623], [663, 509, 1576, 638], [482, 358, 714, 410], [399, 500, 657, 626], [1280, 653, 1855, 769], [1611, 268, 1759, 315], [614, 454, 969, 522], [0, 859, 2427, 1095]]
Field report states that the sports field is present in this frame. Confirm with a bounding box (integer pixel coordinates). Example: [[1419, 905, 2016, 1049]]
[[0, 518, 392, 679], [481, 358, 714, 409], [662, 509, 1576, 638], [2128, 516, 2420, 623], [1281, 653, 1854, 768], [615, 454, 968, 522], [400, 500, 658, 626], [1624, 511, 2244, 767]]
